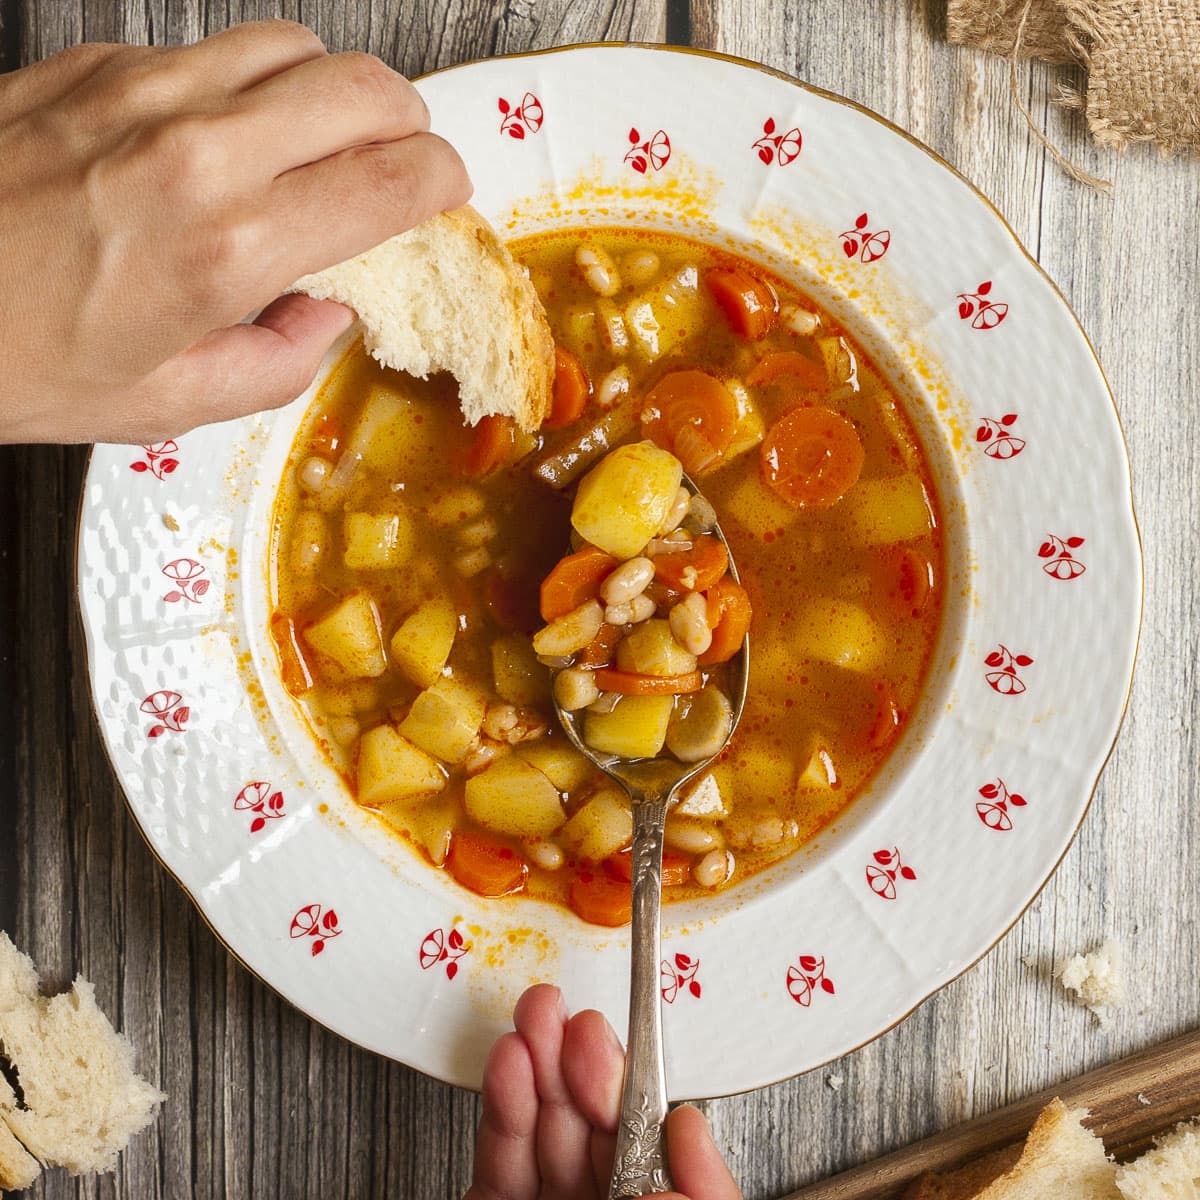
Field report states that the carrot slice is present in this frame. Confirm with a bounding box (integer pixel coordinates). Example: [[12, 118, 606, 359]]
[[652, 535, 728, 593], [568, 870, 631, 927], [592, 668, 703, 696], [446, 830, 528, 898], [270, 614, 314, 696], [543, 347, 591, 429], [760, 406, 864, 509], [698, 579, 752, 666], [866, 680, 903, 751], [607, 848, 691, 887], [704, 266, 778, 339], [578, 622, 624, 668], [873, 547, 935, 620], [462, 415, 517, 478], [638, 370, 739, 476], [539, 546, 618, 621], [746, 350, 828, 391]]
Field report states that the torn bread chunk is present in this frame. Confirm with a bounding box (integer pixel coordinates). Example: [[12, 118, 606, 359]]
[[0, 932, 164, 1191], [1115, 1117, 1200, 1199], [1058, 939, 1125, 1024], [292, 206, 554, 431]]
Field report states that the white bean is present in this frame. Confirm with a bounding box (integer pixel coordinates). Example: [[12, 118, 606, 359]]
[[628, 594, 657, 624], [576, 244, 621, 297], [604, 600, 634, 626], [693, 849, 734, 888], [665, 818, 723, 856], [685, 493, 718, 533], [555, 667, 600, 712], [532, 600, 604, 657], [463, 738, 510, 776], [454, 546, 492, 577], [457, 516, 498, 547], [597, 299, 630, 355], [525, 839, 565, 871], [781, 304, 820, 336], [622, 249, 660, 287], [645, 534, 694, 557], [601, 557, 655, 605], [482, 703, 519, 741], [727, 813, 800, 851], [596, 364, 632, 410], [328, 716, 360, 747], [298, 456, 332, 494], [588, 691, 621, 715], [669, 593, 713, 656], [656, 487, 691, 536]]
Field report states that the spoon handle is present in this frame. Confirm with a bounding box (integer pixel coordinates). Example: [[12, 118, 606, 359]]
[[609, 789, 674, 1199]]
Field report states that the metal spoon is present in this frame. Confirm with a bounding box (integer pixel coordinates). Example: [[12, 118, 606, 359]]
[[551, 478, 748, 1199]]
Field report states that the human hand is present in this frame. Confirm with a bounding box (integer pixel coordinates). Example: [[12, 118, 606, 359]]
[[0, 21, 470, 444], [466, 984, 742, 1200]]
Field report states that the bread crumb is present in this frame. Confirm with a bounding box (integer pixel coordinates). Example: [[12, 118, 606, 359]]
[[1136, 1092, 1151, 1106], [826, 1074, 844, 1091], [1057, 939, 1124, 1023], [162, 513, 179, 532]]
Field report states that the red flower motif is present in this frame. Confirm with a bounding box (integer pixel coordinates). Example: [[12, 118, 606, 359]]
[[498, 92, 543, 139], [865, 846, 917, 901], [1038, 534, 1087, 580], [786, 954, 835, 1007], [839, 212, 891, 263], [624, 127, 671, 174], [752, 116, 802, 166], [161, 557, 210, 604], [957, 281, 1008, 330], [129, 441, 180, 480], [290, 904, 342, 957], [975, 414, 1026, 460], [140, 689, 189, 737], [976, 778, 1028, 831], [660, 951, 702, 1004], [419, 926, 470, 980], [233, 781, 286, 834], [984, 645, 1034, 695]]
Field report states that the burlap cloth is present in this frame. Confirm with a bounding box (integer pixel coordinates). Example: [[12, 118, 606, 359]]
[[948, 1, 1200, 159]]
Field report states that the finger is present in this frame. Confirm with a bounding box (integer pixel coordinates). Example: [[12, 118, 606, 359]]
[[1, 42, 127, 108], [172, 20, 327, 94], [561, 1010, 626, 1193], [267, 133, 472, 281], [133, 293, 353, 438], [231, 51, 429, 176], [662, 1106, 743, 1200], [513, 985, 599, 1200], [465, 1031, 540, 1200]]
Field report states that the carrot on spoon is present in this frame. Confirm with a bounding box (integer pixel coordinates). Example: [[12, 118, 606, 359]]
[[698, 578, 752, 665], [652, 534, 728, 593], [539, 545, 618, 620], [592, 668, 703, 696]]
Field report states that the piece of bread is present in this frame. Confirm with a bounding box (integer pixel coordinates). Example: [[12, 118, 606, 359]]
[[0, 932, 165, 1191], [1057, 940, 1125, 1024], [903, 1145, 1023, 1199], [1115, 1117, 1200, 1198], [292, 205, 554, 431], [904, 1100, 1120, 1200]]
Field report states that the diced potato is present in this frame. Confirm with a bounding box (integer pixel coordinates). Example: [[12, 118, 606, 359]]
[[346, 384, 438, 473], [390, 598, 457, 688], [676, 772, 730, 819], [816, 335, 855, 386], [616, 619, 697, 677], [302, 591, 386, 681], [791, 597, 886, 673], [380, 797, 458, 866], [596, 299, 630, 356], [290, 510, 329, 576], [424, 484, 486, 527], [713, 740, 797, 804], [721, 471, 799, 538], [516, 740, 594, 792], [343, 511, 416, 570], [464, 756, 565, 838], [399, 677, 487, 763], [584, 694, 674, 759], [623, 297, 660, 359], [315, 679, 386, 716], [492, 635, 551, 706], [559, 789, 633, 862], [624, 266, 701, 361], [841, 475, 934, 545], [571, 442, 683, 559], [724, 380, 766, 462], [355, 723, 446, 807], [798, 740, 839, 790]]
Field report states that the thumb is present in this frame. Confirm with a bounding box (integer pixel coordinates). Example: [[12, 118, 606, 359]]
[[653, 1105, 742, 1200], [144, 293, 355, 436]]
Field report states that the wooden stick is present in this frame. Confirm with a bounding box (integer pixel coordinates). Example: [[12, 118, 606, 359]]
[[782, 1028, 1200, 1200]]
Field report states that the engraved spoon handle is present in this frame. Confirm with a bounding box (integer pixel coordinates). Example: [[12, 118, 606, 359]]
[[609, 788, 674, 1198]]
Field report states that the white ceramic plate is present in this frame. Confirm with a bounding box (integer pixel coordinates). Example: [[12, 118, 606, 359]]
[[76, 45, 1140, 1098]]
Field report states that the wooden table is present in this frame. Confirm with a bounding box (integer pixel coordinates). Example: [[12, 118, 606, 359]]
[[2, 3, 1197, 1197]]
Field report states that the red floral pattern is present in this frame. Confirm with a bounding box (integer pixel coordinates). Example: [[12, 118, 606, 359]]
[[752, 118, 802, 166], [419, 927, 470, 980], [162, 557, 209, 604], [984, 645, 1034, 695], [290, 904, 342, 956], [498, 92, 543, 139], [129, 442, 179, 479], [976, 778, 1027, 831], [1039, 534, 1086, 580], [840, 213, 890, 262], [625, 127, 671, 173], [866, 847, 916, 900], [957, 281, 1008, 330], [660, 952, 701, 1003], [786, 955, 835, 1007], [234, 781, 286, 834], [975, 414, 1026, 460], [140, 690, 189, 737]]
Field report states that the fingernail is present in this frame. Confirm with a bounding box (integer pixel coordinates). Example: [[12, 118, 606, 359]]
[[603, 1017, 625, 1055], [557, 990, 570, 1022]]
